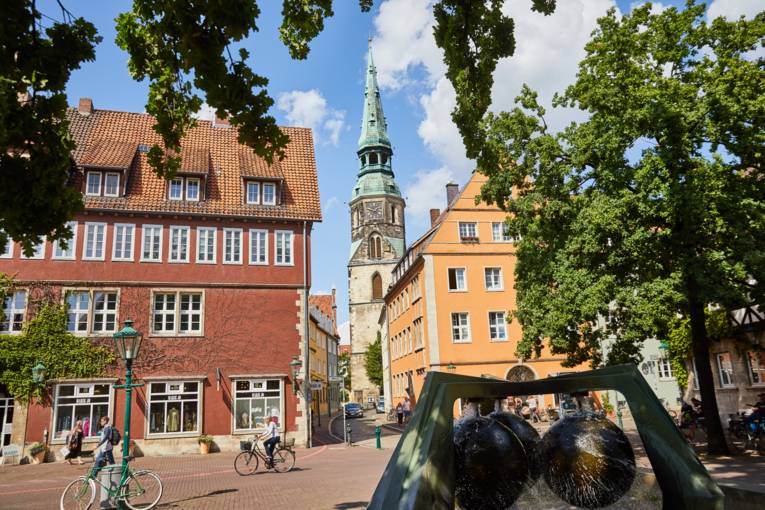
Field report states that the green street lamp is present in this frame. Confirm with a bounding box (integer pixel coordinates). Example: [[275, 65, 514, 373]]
[[446, 363, 456, 372], [290, 357, 303, 395], [31, 361, 47, 385], [113, 319, 145, 474]]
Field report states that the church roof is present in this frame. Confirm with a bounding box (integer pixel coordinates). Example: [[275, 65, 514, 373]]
[[358, 44, 390, 150]]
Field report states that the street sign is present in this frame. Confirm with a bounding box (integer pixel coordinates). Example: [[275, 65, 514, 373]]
[[310, 382, 323, 390], [329, 376, 343, 383]]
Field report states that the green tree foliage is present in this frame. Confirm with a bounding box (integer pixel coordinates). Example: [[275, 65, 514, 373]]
[[469, 2, 764, 454], [365, 331, 383, 389], [0, 300, 114, 402], [338, 350, 351, 390]]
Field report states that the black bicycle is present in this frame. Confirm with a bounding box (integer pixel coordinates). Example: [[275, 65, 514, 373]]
[[234, 436, 296, 475]]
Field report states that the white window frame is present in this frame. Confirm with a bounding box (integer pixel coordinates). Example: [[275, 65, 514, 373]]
[[111, 223, 135, 262], [657, 357, 674, 380], [451, 312, 471, 343], [1, 290, 27, 334], [21, 239, 46, 259], [246, 181, 260, 205], [232, 378, 285, 433], [223, 228, 243, 265], [52, 383, 113, 443], [746, 351, 765, 386], [484, 267, 504, 291], [186, 178, 200, 202], [196, 227, 217, 264], [83, 222, 107, 261], [488, 311, 508, 341], [140, 225, 164, 263], [447, 267, 467, 292], [85, 171, 102, 196], [715, 352, 735, 388], [52, 221, 78, 260], [262, 183, 276, 205], [0, 230, 11, 258], [458, 222, 478, 242], [249, 229, 268, 265], [64, 289, 120, 336], [491, 222, 513, 242], [275, 230, 294, 266], [146, 380, 202, 438], [169, 226, 190, 263], [169, 178, 183, 201], [103, 172, 120, 197], [150, 290, 204, 336]]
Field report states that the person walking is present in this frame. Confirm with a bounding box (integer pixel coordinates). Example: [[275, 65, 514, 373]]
[[403, 398, 412, 423], [94, 416, 116, 469], [396, 402, 404, 425], [64, 420, 84, 465], [528, 396, 540, 423]]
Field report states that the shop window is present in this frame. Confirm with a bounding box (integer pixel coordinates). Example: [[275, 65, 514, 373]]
[[148, 381, 200, 435], [234, 379, 283, 432], [53, 383, 111, 441]]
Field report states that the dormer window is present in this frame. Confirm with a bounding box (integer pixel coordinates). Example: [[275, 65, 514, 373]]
[[86, 172, 102, 196], [244, 180, 277, 206], [104, 172, 120, 197], [168, 177, 201, 201], [263, 183, 276, 205], [85, 171, 121, 197], [186, 178, 200, 201], [246, 182, 260, 204], [169, 179, 183, 200]]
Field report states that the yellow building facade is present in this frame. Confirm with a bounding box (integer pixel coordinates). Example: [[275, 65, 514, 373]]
[[309, 293, 341, 425], [385, 172, 589, 411]]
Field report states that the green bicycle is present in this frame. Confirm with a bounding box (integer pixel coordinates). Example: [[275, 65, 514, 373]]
[[59, 455, 163, 510]]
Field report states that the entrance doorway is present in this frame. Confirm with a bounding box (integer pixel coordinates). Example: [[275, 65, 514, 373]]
[[0, 396, 13, 455]]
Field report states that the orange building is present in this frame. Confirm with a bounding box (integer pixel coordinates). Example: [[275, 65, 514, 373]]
[[384, 172, 588, 412]]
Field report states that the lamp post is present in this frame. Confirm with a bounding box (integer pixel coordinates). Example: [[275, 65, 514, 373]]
[[290, 357, 302, 395], [446, 363, 456, 373], [31, 361, 47, 385], [113, 319, 144, 470]]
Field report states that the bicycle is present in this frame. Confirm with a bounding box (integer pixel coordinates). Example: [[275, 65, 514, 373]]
[[234, 436, 296, 475], [60, 455, 163, 510]]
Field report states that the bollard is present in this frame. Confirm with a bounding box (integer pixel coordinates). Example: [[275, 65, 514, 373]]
[[375, 425, 382, 449], [346, 423, 353, 446]]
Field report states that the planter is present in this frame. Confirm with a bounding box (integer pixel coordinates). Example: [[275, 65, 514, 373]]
[[128, 440, 136, 456], [31, 450, 46, 464], [199, 442, 211, 455]]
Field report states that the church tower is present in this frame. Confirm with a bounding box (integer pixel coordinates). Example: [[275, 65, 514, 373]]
[[347, 43, 406, 404]]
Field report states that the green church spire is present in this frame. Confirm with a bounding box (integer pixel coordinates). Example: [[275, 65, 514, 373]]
[[358, 42, 390, 150]]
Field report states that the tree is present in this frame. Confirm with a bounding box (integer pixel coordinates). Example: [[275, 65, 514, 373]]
[[337, 350, 351, 391], [469, 2, 764, 455], [2, 0, 552, 254], [365, 331, 383, 390]]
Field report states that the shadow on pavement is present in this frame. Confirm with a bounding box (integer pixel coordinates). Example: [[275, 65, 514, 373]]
[[333, 501, 369, 509], [157, 488, 238, 507]]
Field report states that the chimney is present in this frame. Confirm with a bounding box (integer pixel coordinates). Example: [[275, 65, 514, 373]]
[[78, 97, 93, 116], [213, 114, 230, 128], [430, 208, 440, 227], [446, 182, 459, 207]]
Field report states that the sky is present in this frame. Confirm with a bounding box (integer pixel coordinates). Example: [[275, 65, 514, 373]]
[[41, 0, 762, 343]]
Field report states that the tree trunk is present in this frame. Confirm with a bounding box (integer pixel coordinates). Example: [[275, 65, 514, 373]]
[[687, 280, 730, 455]]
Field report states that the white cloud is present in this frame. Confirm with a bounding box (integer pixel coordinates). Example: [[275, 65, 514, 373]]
[[707, 0, 763, 20], [323, 196, 339, 213], [403, 166, 457, 228], [338, 321, 350, 345], [192, 102, 216, 121], [277, 89, 346, 146]]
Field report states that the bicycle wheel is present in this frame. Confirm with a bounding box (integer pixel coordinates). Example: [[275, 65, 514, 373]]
[[272, 448, 295, 473], [122, 470, 163, 510], [60, 476, 96, 510], [234, 451, 259, 475]]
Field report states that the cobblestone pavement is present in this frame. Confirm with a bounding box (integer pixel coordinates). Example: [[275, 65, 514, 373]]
[[330, 408, 401, 449], [0, 437, 393, 510]]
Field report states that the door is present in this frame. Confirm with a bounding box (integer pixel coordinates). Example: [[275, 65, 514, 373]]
[[0, 397, 13, 455]]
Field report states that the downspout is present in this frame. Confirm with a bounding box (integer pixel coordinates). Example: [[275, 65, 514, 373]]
[[303, 220, 312, 447]]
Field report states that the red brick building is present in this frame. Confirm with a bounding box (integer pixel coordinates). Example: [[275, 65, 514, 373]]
[[0, 98, 321, 456]]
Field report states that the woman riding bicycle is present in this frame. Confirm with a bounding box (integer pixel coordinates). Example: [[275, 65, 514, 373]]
[[261, 416, 280, 467]]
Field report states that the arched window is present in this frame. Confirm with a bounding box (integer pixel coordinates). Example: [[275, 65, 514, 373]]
[[381, 154, 388, 165], [372, 273, 383, 300], [369, 234, 382, 259], [390, 205, 397, 224], [369, 153, 378, 164], [361, 155, 366, 165]]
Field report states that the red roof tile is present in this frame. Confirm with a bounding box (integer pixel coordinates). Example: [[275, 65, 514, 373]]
[[309, 294, 337, 336], [79, 139, 136, 169]]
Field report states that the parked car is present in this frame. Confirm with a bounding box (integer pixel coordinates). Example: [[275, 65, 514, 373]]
[[376, 398, 385, 414], [345, 403, 364, 418]]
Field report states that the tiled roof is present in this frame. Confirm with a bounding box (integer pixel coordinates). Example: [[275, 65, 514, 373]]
[[79, 139, 137, 169], [65, 108, 321, 221], [309, 294, 337, 337], [239, 147, 284, 179]]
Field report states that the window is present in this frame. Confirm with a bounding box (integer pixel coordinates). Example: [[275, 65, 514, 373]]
[[53, 383, 111, 441], [246, 182, 260, 204], [169, 179, 183, 200], [747, 351, 765, 385], [448, 268, 467, 291], [0, 230, 11, 258], [369, 153, 378, 164], [53, 222, 77, 260], [716, 352, 734, 387], [414, 318, 423, 350], [65, 290, 118, 334], [234, 379, 283, 432], [484, 268, 503, 291], [451, 312, 471, 342], [152, 291, 203, 335], [249, 229, 268, 265], [148, 381, 200, 436], [657, 358, 673, 380], [489, 311, 507, 341], [112, 224, 135, 261], [458, 222, 478, 242], [21, 239, 45, 259], [141, 225, 163, 262], [169, 226, 190, 263], [412, 276, 421, 300], [223, 228, 243, 264], [372, 274, 383, 300], [369, 234, 382, 259], [492, 222, 513, 242], [262, 183, 276, 205], [390, 205, 397, 224], [196, 227, 217, 264], [275, 230, 293, 265], [84, 222, 106, 260], [1, 291, 26, 333], [104, 173, 120, 197], [186, 178, 200, 201], [86, 172, 102, 196]]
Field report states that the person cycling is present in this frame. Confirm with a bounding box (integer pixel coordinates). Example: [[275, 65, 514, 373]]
[[260, 416, 281, 467], [744, 393, 765, 432]]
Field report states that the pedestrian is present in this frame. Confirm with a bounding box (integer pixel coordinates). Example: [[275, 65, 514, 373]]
[[94, 416, 116, 469], [64, 420, 84, 465], [396, 402, 404, 425], [403, 398, 412, 423], [514, 397, 524, 417], [528, 396, 540, 423]]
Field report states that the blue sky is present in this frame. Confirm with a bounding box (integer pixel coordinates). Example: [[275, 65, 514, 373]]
[[41, 0, 759, 339]]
